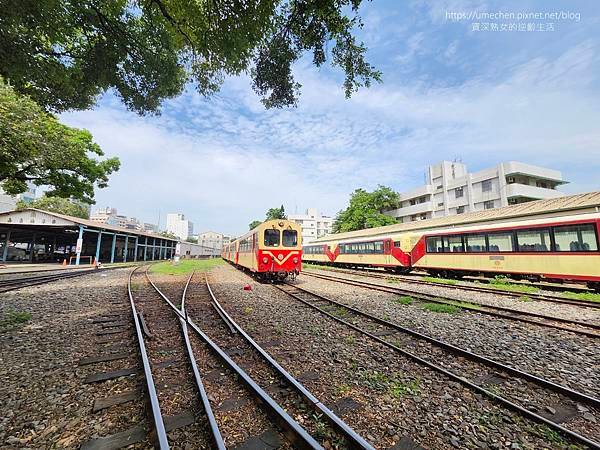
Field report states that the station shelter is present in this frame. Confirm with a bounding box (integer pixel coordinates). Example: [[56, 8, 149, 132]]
[[0, 209, 177, 265]]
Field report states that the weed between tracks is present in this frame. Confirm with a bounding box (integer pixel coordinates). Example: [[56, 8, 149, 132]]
[[488, 276, 539, 294], [1, 310, 32, 327], [421, 303, 460, 314], [359, 369, 421, 398], [562, 291, 600, 303], [422, 276, 457, 285], [394, 296, 413, 305]]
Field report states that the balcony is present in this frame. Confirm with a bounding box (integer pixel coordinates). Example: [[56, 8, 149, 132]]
[[384, 201, 433, 218], [505, 183, 565, 201]]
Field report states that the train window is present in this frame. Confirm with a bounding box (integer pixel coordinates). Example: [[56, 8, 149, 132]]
[[393, 241, 401, 247], [516, 229, 551, 252], [426, 236, 443, 253], [446, 235, 464, 252], [488, 233, 514, 252], [465, 235, 486, 252], [264, 229, 280, 247], [375, 241, 384, 253], [283, 230, 297, 247], [553, 224, 598, 252]]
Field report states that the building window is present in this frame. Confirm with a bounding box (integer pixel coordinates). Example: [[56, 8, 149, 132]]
[[482, 179, 492, 192], [455, 187, 464, 198], [536, 181, 548, 189], [410, 199, 417, 206], [507, 176, 516, 184], [436, 184, 443, 190], [437, 202, 444, 207], [456, 206, 465, 214], [484, 200, 495, 210]]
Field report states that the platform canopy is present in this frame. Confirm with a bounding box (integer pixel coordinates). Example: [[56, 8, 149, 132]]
[[0, 208, 177, 265]]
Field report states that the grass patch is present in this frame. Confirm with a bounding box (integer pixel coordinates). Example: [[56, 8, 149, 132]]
[[395, 296, 413, 305], [150, 258, 224, 275], [344, 335, 356, 345], [389, 378, 421, 398], [518, 295, 531, 302], [421, 303, 460, 314], [2, 310, 32, 327], [562, 291, 600, 303], [422, 276, 457, 285], [488, 275, 539, 294], [448, 300, 481, 310]]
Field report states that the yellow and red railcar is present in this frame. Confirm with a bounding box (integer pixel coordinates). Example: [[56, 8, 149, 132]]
[[302, 192, 600, 289], [222, 220, 302, 281]]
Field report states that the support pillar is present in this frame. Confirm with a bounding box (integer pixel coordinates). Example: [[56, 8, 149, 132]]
[[151, 238, 155, 261], [124, 235, 129, 263], [29, 233, 37, 263], [134, 236, 139, 262], [75, 226, 83, 265], [95, 232, 103, 264], [110, 234, 117, 263], [143, 237, 148, 261], [1, 230, 10, 262]]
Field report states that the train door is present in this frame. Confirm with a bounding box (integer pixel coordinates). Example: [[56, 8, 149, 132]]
[[252, 233, 257, 271], [384, 239, 391, 265]]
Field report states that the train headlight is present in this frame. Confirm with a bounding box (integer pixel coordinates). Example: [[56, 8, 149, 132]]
[[262, 257, 269, 264], [278, 221, 284, 227], [293, 257, 298, 264], [277, 254, 283, 260]]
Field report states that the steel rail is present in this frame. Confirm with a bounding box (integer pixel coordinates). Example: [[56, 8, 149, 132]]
[[179, 271, 226, 450], [306, 266, 600, 309], [304, 271, 600, 338], [0, 269, 97, 292], [204, 278, 375, 450], [144, 269, 323, 450], [281, 282, 600, 409], [128, 266, 169, 449], [274, 283, 600, 450]]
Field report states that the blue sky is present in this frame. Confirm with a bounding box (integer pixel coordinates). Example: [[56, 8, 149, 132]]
[[61, 0, 600, 236]]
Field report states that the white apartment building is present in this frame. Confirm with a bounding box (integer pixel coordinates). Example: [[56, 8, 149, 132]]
[[288, 208, 334, 244], [166, 213, 194, 240], [0, 183, 37, 213], [196, 231, 231, 250], [90, 207, 140, 229], [385, 161, 568, 223]]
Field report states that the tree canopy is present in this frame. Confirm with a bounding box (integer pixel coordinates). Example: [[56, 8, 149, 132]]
[[0, 78, 120, 203], [266, 205, 287, 220], [249, 220, 262, 230], [0, 0, 381, 114], [16, 195, 90, 219], [333, 186, 399, 233]]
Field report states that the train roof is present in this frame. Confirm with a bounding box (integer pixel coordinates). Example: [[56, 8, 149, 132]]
[[311, 191, 600, 243]]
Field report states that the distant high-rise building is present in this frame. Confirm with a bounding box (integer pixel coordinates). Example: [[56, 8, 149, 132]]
[[0, 182, 37, 213], [166, 213, 194, 240], [90, 207, 141, 230], [288, 208, 334, 244]]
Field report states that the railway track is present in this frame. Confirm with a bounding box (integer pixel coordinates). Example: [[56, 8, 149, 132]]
[[89, 265, 374, 448], [305, 265, 600, 309], [0, 268, 97, 293], [303, 270, 600, 338], [275, 282, 600, 449]]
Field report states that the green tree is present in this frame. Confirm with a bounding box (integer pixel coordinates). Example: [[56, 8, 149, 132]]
[[249, 220, 262, 230], [266, 205, 287, 220], [185, 236, 198, 243], [0, 0, 381, 114], [333, 186, 399, 233], [16, 195, 90, 219], [0, 78, 120, 203], [159, 231, 178, 240]]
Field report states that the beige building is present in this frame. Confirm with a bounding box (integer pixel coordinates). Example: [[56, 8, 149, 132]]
[[288, 208, 334, 244], [0, 183, 37, 213], [385, 161, 568, 223], [196, 231, 231, 250]]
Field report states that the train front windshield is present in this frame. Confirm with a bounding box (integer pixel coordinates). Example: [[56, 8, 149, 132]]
[[283, 230, 297, 247]]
